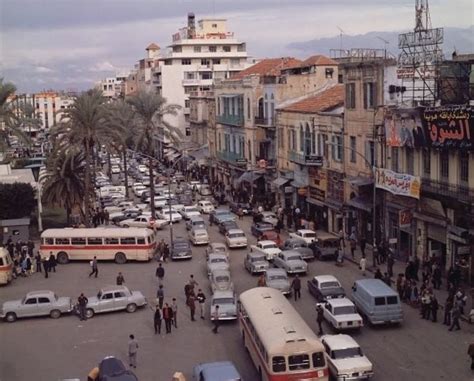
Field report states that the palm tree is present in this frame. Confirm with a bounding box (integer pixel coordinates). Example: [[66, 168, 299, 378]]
[[42, 147, 86, 225], [126, 90, 181, 218]]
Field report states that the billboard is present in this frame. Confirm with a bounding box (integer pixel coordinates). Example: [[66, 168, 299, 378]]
[[385, 107, 425, 148], [375, 168, 421, 199], [422, 105, 474, 151]]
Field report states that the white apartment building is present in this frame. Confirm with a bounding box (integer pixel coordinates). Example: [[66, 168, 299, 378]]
[[151, 13, 250, 137], [97, 74, 128, 99]]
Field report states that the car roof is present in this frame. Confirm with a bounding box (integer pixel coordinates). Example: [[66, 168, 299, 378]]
[[266, 268, 286, 275], [314, 275, 340, 283], [26, 290, 54, 297], [189, 216, 205, 222], [227, 229, 244, 234], [321, 334, 359, 349], [211, 268, 231, 276], [196, 361, 240, 379], [354, 279, 398, 297], [281, 250, 302, 257], [212, 290, 234, 299], [248, 251, 266, 258], [208, 253, 227, 260], [258, 240, 276, 245], [100, 285, 130, 293], [326, 297, 354, 307], [210, 242, 226, 248]]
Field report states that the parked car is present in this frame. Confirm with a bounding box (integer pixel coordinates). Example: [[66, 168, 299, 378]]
[[186, 216, 206, 231], [312, 236, 340, 260], [209, 269, 234, 293], [244, 252, 270, 275], [197, 200, 215, 214], [225, 229, 248, 249], [210, 290, 237, 321], [192, 361, 242, 381], [109, 210, 142, 225], [98, 356, 138, 381], [264, 268, 291, 295], [207, 253, 230, 276], [133, 185, 147, 197], [1, 290, 73, 322], [319, 297, 363, 331], [85, 286, 147, 318], [157, 209, 182, 223], [171, 238, 193, 260], [259, 230, 280, 242], [250, 221, 275, 238], [188, 227, 210, 246], [280, 238, 315, 261], [119, 215, 168, 229], [308, 275, 346, 302], [228, 201, 252, 215], [250, 240, 282, 261], [209, 209, 232, 224], [260, 211, 279, 227], [213, 212, 236, 225], [289, 229, 318, 244], [272, 250, 308, 275], [181, 205, 201, 220], [206, 242, 229, 259], [321, 334, 374, 381], [218, 220, 239, 235]]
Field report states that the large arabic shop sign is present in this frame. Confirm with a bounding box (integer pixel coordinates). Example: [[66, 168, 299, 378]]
[[375, 168, 421, 199], [385, 105, 474, 151]]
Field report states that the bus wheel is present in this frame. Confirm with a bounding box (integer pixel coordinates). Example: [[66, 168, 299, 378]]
[[57, 252, 69, 264], [115, 252, 127, 264]]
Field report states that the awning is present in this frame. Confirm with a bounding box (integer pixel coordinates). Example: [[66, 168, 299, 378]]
[[291, 180, 307, 188], [346, 176, 374, 187], [220, 94, 240, 98], [272, 177, 291, 187], [346, 196, 373, 212], [189, 147, 209, 161], [236, 171, 263, 184]]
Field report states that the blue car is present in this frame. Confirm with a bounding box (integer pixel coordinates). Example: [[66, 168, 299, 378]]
[[250, 221, 274, 238], [193, 361, 242, 381]]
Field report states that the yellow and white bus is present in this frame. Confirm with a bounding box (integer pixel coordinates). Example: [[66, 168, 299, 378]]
[[39, 228, 157, 264], [239, 287, 328, 381]]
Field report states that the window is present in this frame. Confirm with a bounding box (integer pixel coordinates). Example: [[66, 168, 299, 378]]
[[194, 46, 201, 53], [350, 136, 356, 163], [440, 151, 449, 179], [181, 59, 191, 65], [114, 292, 126, 298], [38, 297, 50, 304], [392, 147, 399, 172], [209, 46, 217, 52], [55, 238, 70, 245], [71, 237, 86, 245], [312, 352, 326, 367], [212, 58, 221, 65], [299, 126, 304, 151], [102, 293, 114, 300], [332, 135, 343, 162], [320, 134, 328, 158], [387, 296, 399, 305], [363, 82, 376, 109], [247, 98, 251, 119], [325, 68, 334, 78], [25, 298, 37, 305], [201, 72, 212, 80], [288, 354, 310, 370], [423, 149, 431, 176], [44, 238, 54, 245], [172, 46, 182, 52], [374, 297, 386, 306], [105, 237, 119, 245], [120, 237, 136, 245], [201, 59, 210, 66], [212, 23, 218, 28], [231, 58, 240, 65], [223, 46, 231, 52], [87, 237, 103, 245], [137, 237, 146, 244], [459, 151, 469, 183], [346, 83, 356, 109], [406, 148, 414, 175], [272, 356, 286, 372]]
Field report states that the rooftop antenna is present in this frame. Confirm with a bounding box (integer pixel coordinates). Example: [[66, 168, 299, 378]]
[[376, 36, 389, 57], [336, 26, 345, 51]]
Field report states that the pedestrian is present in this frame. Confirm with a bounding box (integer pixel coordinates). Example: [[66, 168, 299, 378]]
[[153, 305, 162, 335], [42, 257, 49, 279], [360, 237, 366, 257], [77, 293, 88, 321], [443, 296, 454, 325], [432, 264, 442, 290], [413, 256, 420, 281], [189, 274, 199, 290], [156, 263, 165, 285], [157, 285, 164, 309], [431, 295, 439, 323], [35, 252, 42, 273], [89, 256, 98, 278], [374, 268, 383, 280], [163, 243, 170, 262], [163, 303, 173, 333], [316, 304, 324, 336], [455, 289, 467, 315], [468, 342, 474, 370], [212, 305, 220, 333], [184, 283, 193, 301], [257, 273, 266, 287], [387, 251, 394, 278], [421, 290, 432, 319], [128, 334, 138, 368], [187, 293, 196, 321], [349, 232, 357, 259], [448, 304, 461, 331], [291, 274, 301, 301], [196, 289, 206, 319], [116, 272, 125, 285], [360, 255, 367, 276], [48, 252, 57, 273], [171, 297, 178, 328], [383, 272, 391, 286]]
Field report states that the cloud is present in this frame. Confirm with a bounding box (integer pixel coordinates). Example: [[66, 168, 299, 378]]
[[89, 61, 117, 72], [34, 66, 54, 73]]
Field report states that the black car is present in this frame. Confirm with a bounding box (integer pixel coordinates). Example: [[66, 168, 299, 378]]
[[218, 220, 239, 235], [98, 356, 138, 381], [140, 190, 151, 202], [228, 201, 252, 215], [171, 237, 193, 260], [307, 275, 346, 302], [111, 211, 142, 225]]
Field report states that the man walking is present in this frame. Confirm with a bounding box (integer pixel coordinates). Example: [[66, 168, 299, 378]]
[[116, 272, 125, 286], [196, 289, 206, 319], [42, 257, 49, 279], [171, 298, 178, 328], [291, 275, 301, 301], [387, 251, 394, 278], [448, 304, 461, 331], [156, 263, 165, 285], [77, 293, 88, 321], [89, 256, 98, 278], [349, 231, 357, 259], [360, 255, 367, 276], [360, 237, 366, 257], [128, 334, 138, 368], [157, 285, 164, 309], [163, 303, 173, 334], [48, 252, 57, 273], [153, 306, 162, 335], [187, 293, 197, 321], [316, 304, 324, 336], [212, 305, 220, 333], [35, 252, 42, 273]]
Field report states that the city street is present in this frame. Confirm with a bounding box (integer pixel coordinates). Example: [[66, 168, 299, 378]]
[[0, 211, 473, 381]]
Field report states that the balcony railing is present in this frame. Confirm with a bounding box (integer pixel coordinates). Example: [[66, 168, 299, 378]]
[[289, 151, 324, 166], [217, 150, 246, 164], [217, 114, 244, 126], [421, 178, 474, 203], [254, 117, 275, 127]]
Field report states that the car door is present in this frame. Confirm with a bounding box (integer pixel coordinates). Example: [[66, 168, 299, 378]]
[[99, 292, 115, 312], [37, 297, 53, 316], [20, 297, 38, 317], [324, 303, 334, 326], [113, 291, 128, 311]]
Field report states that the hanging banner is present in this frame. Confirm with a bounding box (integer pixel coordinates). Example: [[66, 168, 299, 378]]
[[385, 107, 425, 148], [375, 168, 421, 199], [422, 105, 474, 151]]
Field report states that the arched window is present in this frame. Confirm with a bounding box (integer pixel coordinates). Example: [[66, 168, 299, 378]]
[[299, 124, 305, 151]]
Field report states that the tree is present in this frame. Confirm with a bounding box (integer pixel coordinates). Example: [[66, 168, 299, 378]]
[[0, 183, 36, 219], [42, 147, 86, 225], [126, 90, 181, 218]]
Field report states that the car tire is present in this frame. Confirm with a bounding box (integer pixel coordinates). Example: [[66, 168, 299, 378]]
[[5, 312, 17, 322], [86, 308, 94, 318], [115, 252, 127, 264], [126, 303, 137, 313], [57, 252, 69, 265], [50, 309, 61, 319], [123, 224, 129, 228]]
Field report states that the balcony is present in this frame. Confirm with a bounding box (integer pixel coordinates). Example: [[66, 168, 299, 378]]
[[217, 114, 244, 126], [217, 150, 246, 165], [289, 151, 324, 167], [421, 178, 474, 203], [254, 117, 275, 127]]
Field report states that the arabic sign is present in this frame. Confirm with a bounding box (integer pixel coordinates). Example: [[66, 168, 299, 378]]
[[399, 209, 413, 229], [385, 107, 425, 147], [308, 168, 327, 192], [375, 168, 421, 199], [422, 106, 474, 151]]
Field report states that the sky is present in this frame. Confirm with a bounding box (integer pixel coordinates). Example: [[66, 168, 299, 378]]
[[0, 0, 472, 93]]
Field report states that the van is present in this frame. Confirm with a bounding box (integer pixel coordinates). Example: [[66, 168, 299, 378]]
[[351, 279, 403, 326], [0, 248, 14, 285]]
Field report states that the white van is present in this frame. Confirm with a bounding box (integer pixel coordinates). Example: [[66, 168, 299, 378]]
[[97, 185, 126, 197], [0, 248, 14, 285]]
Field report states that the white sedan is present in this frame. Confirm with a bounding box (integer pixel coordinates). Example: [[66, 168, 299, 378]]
[[225, 229, 248, 249], [250, 240, 281, 261], [133, 185, 147, 197], [261, 211, 279, 227], [289, 229, 318, 244], [119, 215, 168, 229], [319, 297, 363, 331], [181, 205, 201, 220], [158, 210, 183, 223]]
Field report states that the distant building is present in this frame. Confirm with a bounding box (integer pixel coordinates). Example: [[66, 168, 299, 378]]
[[97, 74, 128, 99]]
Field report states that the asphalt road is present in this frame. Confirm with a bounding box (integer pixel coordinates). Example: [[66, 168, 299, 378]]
[[0, 208, 473, 381]]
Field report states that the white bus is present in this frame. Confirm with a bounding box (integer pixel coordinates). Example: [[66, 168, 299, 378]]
[[239, 287, 328, 381], [0, 248, 13, 285], [39, 228, 156, 264]]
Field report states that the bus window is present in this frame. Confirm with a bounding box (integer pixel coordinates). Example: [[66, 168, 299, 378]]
[[0, 257, 4, 266], [88, 237, 103, 245], [45, 238, 54, 245], [272, 356, 286, 372], [374, 297, 386, 306], [312, 352, 325, 367], [105, 237, 119, 245], [56, 238, 70, 245], [120, 237, 136, 245], [71, 237, 86, 245], [289, 354, 310, 370], [137, 237, 145, 244]]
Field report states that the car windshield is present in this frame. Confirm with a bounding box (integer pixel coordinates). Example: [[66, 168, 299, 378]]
[[321, 281, 340, 288], [333, 306, 357, 315], [332, 347, 363, 359], [269, 275, 286, 281], [229, 233, 245, 238], [186, 208, 199, 213], [252, 256, 265, 262], [213, 247, 226, 253], [215, 275, 230, 282], [213, 298, 234, 305], [287, 255, 302, 261], [196, 232, 207, 237], [211, 258, 227, 263], [264, 244, 278, 249], [303, 232, 316, 238], [174, 242, 189, 248]]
